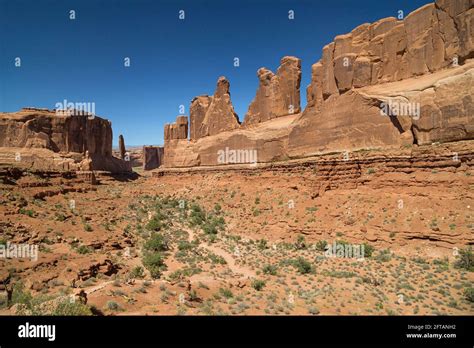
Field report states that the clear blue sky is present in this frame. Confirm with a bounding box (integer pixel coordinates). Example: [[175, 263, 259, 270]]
[[0, 0, 431, 146]]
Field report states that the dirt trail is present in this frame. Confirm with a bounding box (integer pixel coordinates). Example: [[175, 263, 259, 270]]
[[186, 228, 256, 281]]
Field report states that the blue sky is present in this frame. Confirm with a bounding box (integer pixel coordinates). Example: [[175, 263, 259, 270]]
[[0, 0, 431, 146]]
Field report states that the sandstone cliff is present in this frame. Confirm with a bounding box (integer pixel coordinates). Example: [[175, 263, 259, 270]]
[[0, 108, 131, 173], [188, 77, 240, 141], [164, 115, 188, 142], [243, 56, 301, 126], [290, 0, 474, 156], [162, 0, 473, 169]]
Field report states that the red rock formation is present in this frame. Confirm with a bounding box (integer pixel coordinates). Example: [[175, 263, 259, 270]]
[[118, 134, 126, 160], [190, 96, 212, 140], [162, 0, 473, 169], [143, 146, 164, 170], [188, 77, 240, 140], [306, 0, 473, 106], [164, 116, 188, 142], [243, 56, 301, 126], [292, 0, 474, 155], [0, 108, 131, 173]]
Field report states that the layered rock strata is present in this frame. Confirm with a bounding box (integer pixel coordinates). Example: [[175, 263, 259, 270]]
[[0, 108, 131, 173], [162, 0, 473, 169], [243, 56, 302, 126]]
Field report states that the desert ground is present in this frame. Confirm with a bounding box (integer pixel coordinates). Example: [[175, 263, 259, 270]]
[[1, 143, 473, 316]]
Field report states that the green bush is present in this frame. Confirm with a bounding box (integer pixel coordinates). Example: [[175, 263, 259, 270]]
[[454, 247, 474, 272], [11, 282, 33, 308], [178, 240, 194, 251], [251, 279, 266, 291], [189, 204, 206, 226], [11, 282, 91, 315], [262, 264, 278, 275], [257, 239, 268, 250], [293, 257, 313, 274], [363, 243, 375, 258], [315, 240, 328, 252], [375, 249, 391, 262], [130, 266, 145, 279], [76, 245, 93, 254], [464, 287, 474, 302], [146, 217, 163, 231], [219, 288, 233, 299], [144, 233, 169, 252], [106, 301, 121, 311], [295, 235, 306, 250], [53, 300, 92, 316], [142, 252, 166, 279]]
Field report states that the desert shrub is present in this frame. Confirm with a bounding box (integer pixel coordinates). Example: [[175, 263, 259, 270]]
[[144, 233, 169, 252], [363, 243, 375, 258], [11, 282, 33, 308], [464, 287, 474, 302], [146, 216, 163, 231], [315, 240, 328, 252], [54, 212, 66, 221], [375, 249, 391, 262], [293, 257, 313, 274], [19, 208, 36, 217], [178, 240, 194, 251], [219, 288, 233, 299], [208, 253, 226, 265], [52, 300, 92, 316], [11, 282, 91, 315], [129, 266, 145, 279], [106, 301, 121, 311], [76, 245, 93, 254], [202, 216, 224, 236], [454, 247, 474, 271], [295, 235, 306, 250], [262, 264, 278, 275], [189, 204, 206, 226], [257, 239, 268, 250], [251, 279, 266, 291], [142, 252, 166, 279]]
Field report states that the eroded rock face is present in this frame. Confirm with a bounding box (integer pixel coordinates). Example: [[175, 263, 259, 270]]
[[188, 77, 240, 140], [243, 56, 301, 126], [300, 0, 474, 152], [164, 116, 188, 141], [0, 108, 131, 173], [118, 135, 126, 160], [306, 0, 473, 106], [143, 146, 164, 170], [163, 1, 473, 168], [0, 108, 112, 156], [190, 96, 212, 140]]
